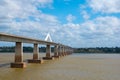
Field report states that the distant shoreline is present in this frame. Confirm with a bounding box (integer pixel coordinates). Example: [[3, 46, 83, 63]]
[[0, 46, 120, 53], [74, 47, 120, 53], [0, 52, 120, 54]]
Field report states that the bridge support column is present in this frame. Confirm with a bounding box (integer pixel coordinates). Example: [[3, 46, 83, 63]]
[[67, 48, 72, 55], [11, 42, 26, 68], [64, 47, 67, 56], [68, 48, 70, 55], [28, 43, 43, 63], [61, 46, 63, 56], [62, 46, 66, 56], [58, 46, 62, 57], [66, 48, 69, 55], [52, 45, 60, 58], [64, 47, 66, 56], [43, 44, 54, 60]]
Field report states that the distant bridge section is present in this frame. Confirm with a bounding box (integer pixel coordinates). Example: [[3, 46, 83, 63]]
[[0, 33, 73, 68]]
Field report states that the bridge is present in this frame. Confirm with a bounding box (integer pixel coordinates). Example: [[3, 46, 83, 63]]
[[0, 33, 73, 68]]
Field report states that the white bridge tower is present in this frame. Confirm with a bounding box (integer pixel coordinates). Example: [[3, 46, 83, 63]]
[[45, 33, 52, 42]]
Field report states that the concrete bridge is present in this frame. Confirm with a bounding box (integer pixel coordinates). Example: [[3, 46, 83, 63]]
[[0, 33, 73, 68]]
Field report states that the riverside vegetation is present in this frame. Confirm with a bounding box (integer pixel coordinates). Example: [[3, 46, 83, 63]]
[[0, 46, 120, 53]]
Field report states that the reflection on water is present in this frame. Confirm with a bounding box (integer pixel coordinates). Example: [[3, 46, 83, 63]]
[[0, 53, 120, 80]]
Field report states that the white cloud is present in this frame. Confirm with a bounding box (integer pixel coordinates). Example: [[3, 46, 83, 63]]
[[80, 16, 120, 47], [66, 14, 76, 22], [38, 13, 58, 23], [82, 16, 120, 36], [36, 0, 53, 8], [60, 16, 120, 47], [87, 0, 120, 13], [0, 0, 35, 18], [38, 0, 53, 3], [0, 0, 60, 41], [0, 0, 53, 18], [0, 0, 120, 47], [81, 10, 90, 20]]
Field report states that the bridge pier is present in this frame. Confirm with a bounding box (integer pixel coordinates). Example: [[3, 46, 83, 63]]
[[62, 46, 66, 56], [65, 47, 69, 55], [43, 44, 54, 60], [28, 43, 43, 63], [58, 46, 61, 56], [67, 48, 73, 55], [67, 48, 70, 55], [11, 42, 26, 68], [60, 46, 64, 57], [52, 45, 60, 58], [64, 47, 67, 56]]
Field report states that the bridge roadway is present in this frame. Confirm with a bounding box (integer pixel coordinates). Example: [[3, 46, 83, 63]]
[[0, 33, 73, 68]]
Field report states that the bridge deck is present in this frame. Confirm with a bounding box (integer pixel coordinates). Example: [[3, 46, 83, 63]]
[[0, 33, 57, 45]]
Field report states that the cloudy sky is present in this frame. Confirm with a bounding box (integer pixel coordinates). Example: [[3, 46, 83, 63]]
[[0, 0, 120, 48]]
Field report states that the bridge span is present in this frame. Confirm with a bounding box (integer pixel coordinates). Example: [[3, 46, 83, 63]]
[[0, 33, 73, 68]]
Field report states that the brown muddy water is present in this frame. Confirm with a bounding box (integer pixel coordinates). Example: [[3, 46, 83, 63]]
[[0, 53, 120, 80]]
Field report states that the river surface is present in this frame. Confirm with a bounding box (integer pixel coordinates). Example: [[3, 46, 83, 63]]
[[0, 53, 120, 80]]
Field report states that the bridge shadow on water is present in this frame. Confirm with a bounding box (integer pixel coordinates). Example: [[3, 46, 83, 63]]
[[0, 63, 10, 68], [0, 59, 29, 68]]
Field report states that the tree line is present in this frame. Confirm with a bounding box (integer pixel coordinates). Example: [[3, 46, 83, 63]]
[[74, 47, 120, 53], [0, 46, 54, 53], [0, 46, 120, 53]]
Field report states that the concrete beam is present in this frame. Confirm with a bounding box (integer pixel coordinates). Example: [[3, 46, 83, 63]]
[[0, 33, 57, 45]]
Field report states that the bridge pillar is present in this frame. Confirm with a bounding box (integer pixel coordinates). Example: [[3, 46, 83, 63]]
[[64, 47, 67, 56], [11, 42, 26, 68], [52, 45, 60, 58], [43, 44, 54, 60], [33, 43, 39, 59], [68, 48, 70, 55], [28, 43, 43, 63], [66, 47, 69, 55], [58, 46, 61, 56], [61, 46, 63, 56], [58, 46, 63, 57], [62, 46, 66, 56], [68, 47, 72, 55]]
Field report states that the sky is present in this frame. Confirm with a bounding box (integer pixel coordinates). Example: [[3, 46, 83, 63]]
[[0, 0, 120, 48]]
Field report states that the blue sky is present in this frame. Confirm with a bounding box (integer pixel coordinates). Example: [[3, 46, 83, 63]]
[[0, 0, 120, 48]]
